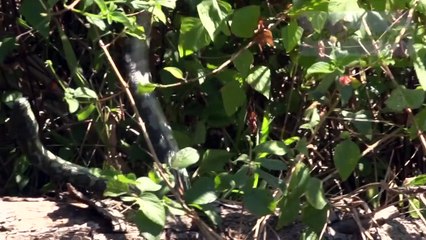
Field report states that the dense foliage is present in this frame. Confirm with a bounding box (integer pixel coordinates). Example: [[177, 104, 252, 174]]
[[3, 0, 426, 239]]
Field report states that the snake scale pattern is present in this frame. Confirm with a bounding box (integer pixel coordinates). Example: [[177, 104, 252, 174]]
[[11, 98, 107, 194]]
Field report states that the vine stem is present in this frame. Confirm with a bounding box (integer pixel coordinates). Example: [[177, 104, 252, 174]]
[[99, 40, 223, 240]]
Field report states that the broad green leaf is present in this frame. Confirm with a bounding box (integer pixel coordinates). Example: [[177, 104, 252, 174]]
[[254, 140, 289, 156], [163, 67, 184, 80], [193, 121, 206, 144], [133, 197, 164, 240], [281, 20, 304, 52], [20, 0, 54, 38], [221, 80, 246, 116], [171, 147, 200, 169], [231, 5, 260, 38], [277, 196, 300, 228], [304, 11, 328, 33], [86, 15, 106, 30], [243, 188, 276, 216], [385, 86, 425, 112], [136, 193, 166, 227], [245, 66, 271, 99], [104, 179, 129, 197], [136, 177, 162, 192], [233, 49, 253, 77], [137, 83, 157, 94], [302, 204, 328, 233], [185, 177, 217, 205], [64, 97, 79, 114], [412, 44, 426, 91], [260, 113, 272, 143], [305, 177, 327, 209], [74, 87, 98, 99], [306, 62, 336, 77], [408, 198, 421, 219], [202, 204, 222, 226], [94, 0, 108, 13], [406, 174, 426, 186], [0, 37, 16, 62], [334, 139, 361, 180], [197, 0, 231, 40], [77, 103, 96, 121], [152, 5, 167, 23], [179, 17, 211, 57], [258, 158, 287, 171], [109, 11, 131, 25], [256, 169, 282, 189], [199, 149, 234, 173], [288, 162, 310, 197]]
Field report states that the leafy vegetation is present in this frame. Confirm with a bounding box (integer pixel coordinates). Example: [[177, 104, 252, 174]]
[[2, 0, 426, 239]]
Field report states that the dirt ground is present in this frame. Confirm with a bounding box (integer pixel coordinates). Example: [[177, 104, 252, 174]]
[[1, 196, 425, 240]]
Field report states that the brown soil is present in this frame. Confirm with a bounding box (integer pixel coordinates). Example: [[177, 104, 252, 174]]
[[1, 196, 425, 240]]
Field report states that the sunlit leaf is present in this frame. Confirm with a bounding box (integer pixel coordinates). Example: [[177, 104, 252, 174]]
[[231, 5, 260, 38], [334, 139, 361, 180], [185, 177, 217, 205], [221, 80, 246, 116], [245, 66, 271, 99], [243, 188, 276, 216], [305, 177, 327, 209], [171, 147, 200, 169], [281, 20, 303, 52], [254, 140, 289, 156], [163, 67, 184, 80]]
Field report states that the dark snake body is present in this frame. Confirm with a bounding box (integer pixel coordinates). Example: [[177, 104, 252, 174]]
[[11, 98, 107, 194], [10, 13, 188, 194]]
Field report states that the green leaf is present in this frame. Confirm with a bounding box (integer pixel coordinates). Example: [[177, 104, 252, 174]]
[[385, 86, 425, 112], [74, 87, 98, 99], [288, 162, 310, 197], [179, 17, 211, 57], [254, 140, 289, 156], [302, 204, 328, 234], [413, 45, 426, 91], [171, 147, 200, 169], [199, 149, 234, 174], [65, 97, 79, 114], [243, 188, 276, 216], [306, 62, 336, 77], [163, 67, 184, 80], [305, 11, 328, 33], [132, 197, 164, 240], [334, 139, 361, 181], [86, 15, 106, 30], [231, 5, 260, 38], [136, 193, 166, 227], [0, 37, 16, 62], [135, 177, 162, 192], [406, 174, 426, 186], [137, 83, 157, 94], [277, 196, 300, 228], [221, 80, 246, 116], [281, 20, 304, 52], [197, 0, 231, 40], [258, 158, 287, 171], [233, 49, 253, 77], [305, 177, 327, 209], [20, 0, 52, 38], [77, 103, 96, 121], [256, 169, 282, 189], [245, 66, 271, 99], [185, 177, 217, 205]]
